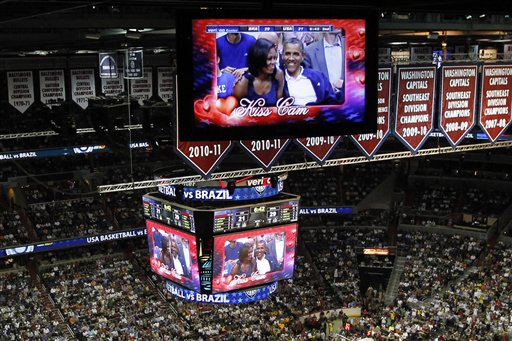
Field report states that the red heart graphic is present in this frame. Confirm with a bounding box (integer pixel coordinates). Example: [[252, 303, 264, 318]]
[[354, 72, 365, 85], [216, 95, 238, 115], [194, 95, 219, 119], [194, 100, 208, 119], [349, 47, 365, 61]]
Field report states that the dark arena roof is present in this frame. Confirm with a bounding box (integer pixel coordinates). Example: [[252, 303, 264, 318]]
[[1, 1, 512, 340]]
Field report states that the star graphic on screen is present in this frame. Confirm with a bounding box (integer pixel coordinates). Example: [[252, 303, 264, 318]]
[[235, 195, 241, 200]]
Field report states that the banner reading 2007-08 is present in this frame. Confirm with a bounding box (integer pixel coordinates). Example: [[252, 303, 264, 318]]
[[479, 64, 512, 142]]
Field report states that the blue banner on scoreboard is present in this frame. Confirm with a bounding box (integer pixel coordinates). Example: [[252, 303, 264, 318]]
[[299, 206, 354, 215], [158, 182, 283, 201], [0, 228, 147, 258], [0, 142, 151, 162], [165, 280, 278, 304]]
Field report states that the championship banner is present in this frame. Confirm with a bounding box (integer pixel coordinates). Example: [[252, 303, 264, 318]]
[[238, 139, 291, 171], [130, 67, 153, 105], [294, 136, 341, 165], [395, 66, 436, 153], [39, 70, 66, 106], [70, 69, 96, 110], [176, 134, 233, 178], [101, 69, 125, 96], [479, 64, 512, 142], [378, 48, 391, 64], [124, 49, 143, 79], [504, 44, 512, 60], [7, 71, 35, 113], [157, 67, 174, 102], [99, 52, 118, 78], [351, 67, 392, 158], [439, 65, 478, 146], [468, 45, 479, 60]]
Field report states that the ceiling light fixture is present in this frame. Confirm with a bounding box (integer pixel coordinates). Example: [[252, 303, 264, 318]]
[[85, 33, 101, 40], [126, 32, 142, 39], [427, 32, 439, 40]]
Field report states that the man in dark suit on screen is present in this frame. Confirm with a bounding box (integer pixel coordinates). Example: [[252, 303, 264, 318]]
[[282, 38, 342, 106], [255, 240, 278, 275], [305, 30, 346, 102]]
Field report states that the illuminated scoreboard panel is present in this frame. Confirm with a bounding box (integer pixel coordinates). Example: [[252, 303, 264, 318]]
[[205, 25, 335, 33], [213, 200, 299, 233], [142, 196, 196, 233]]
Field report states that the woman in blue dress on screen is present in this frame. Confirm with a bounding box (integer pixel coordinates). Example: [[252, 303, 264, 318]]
[[233, 37, 284, 106], [230, 244, 256, 277]]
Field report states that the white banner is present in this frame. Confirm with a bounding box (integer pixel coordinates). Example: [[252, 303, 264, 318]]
[[130, 67, 152, 105], [157, 67, 174, 102], [101, 69, 125, 96], [468, 45, 479, 60], [7, 71, 35, 113], [71, 69, 96, 109], [39, 70, 66, 105], [504, 44, 512, 60], [378, 47, 391, 64]]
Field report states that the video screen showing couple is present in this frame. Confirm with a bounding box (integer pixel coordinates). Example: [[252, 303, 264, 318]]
[[222, 232, 286, 277], [212, 224, 297, 293], [216, 30, 346, 107], [147, 220, 200, 292]]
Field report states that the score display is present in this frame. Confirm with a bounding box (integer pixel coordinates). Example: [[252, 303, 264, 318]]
[[205, 25, 335, 33], [213, 197, 300, 234], [143, 195, 196, 232]]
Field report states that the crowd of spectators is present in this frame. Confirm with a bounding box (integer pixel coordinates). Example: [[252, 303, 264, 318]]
[[396, 230, 486, 303], [0, 270, 67, 340], [0, 216, 511, 339], [0, 208, 30, 248], [104, 190, 146, 229], [302, 227, 389, 310], [41, 252, 189, 340], [27, 197, 113, 240], [400, 180, 511, 231], [2, 137, 512, 339]]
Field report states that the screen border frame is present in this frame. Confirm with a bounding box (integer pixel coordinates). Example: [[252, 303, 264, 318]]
[[210, 223, 298, 293], [176, 9, 379, 141]]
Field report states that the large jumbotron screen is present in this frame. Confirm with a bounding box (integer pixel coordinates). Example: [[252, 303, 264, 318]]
[[211, 224, 297, 293], [146, 220, 200, 292], [176, 10, 378, 141]]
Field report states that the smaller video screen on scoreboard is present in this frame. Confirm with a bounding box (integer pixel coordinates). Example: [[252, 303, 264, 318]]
[[146, 220, 200, 292], [212, 224, 297, 293]]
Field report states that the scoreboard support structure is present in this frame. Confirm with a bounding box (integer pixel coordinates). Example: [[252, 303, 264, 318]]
[[143, 173, 300, 304]]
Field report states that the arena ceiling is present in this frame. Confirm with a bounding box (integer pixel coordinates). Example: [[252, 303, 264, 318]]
[[0, 0, 511, 57]]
